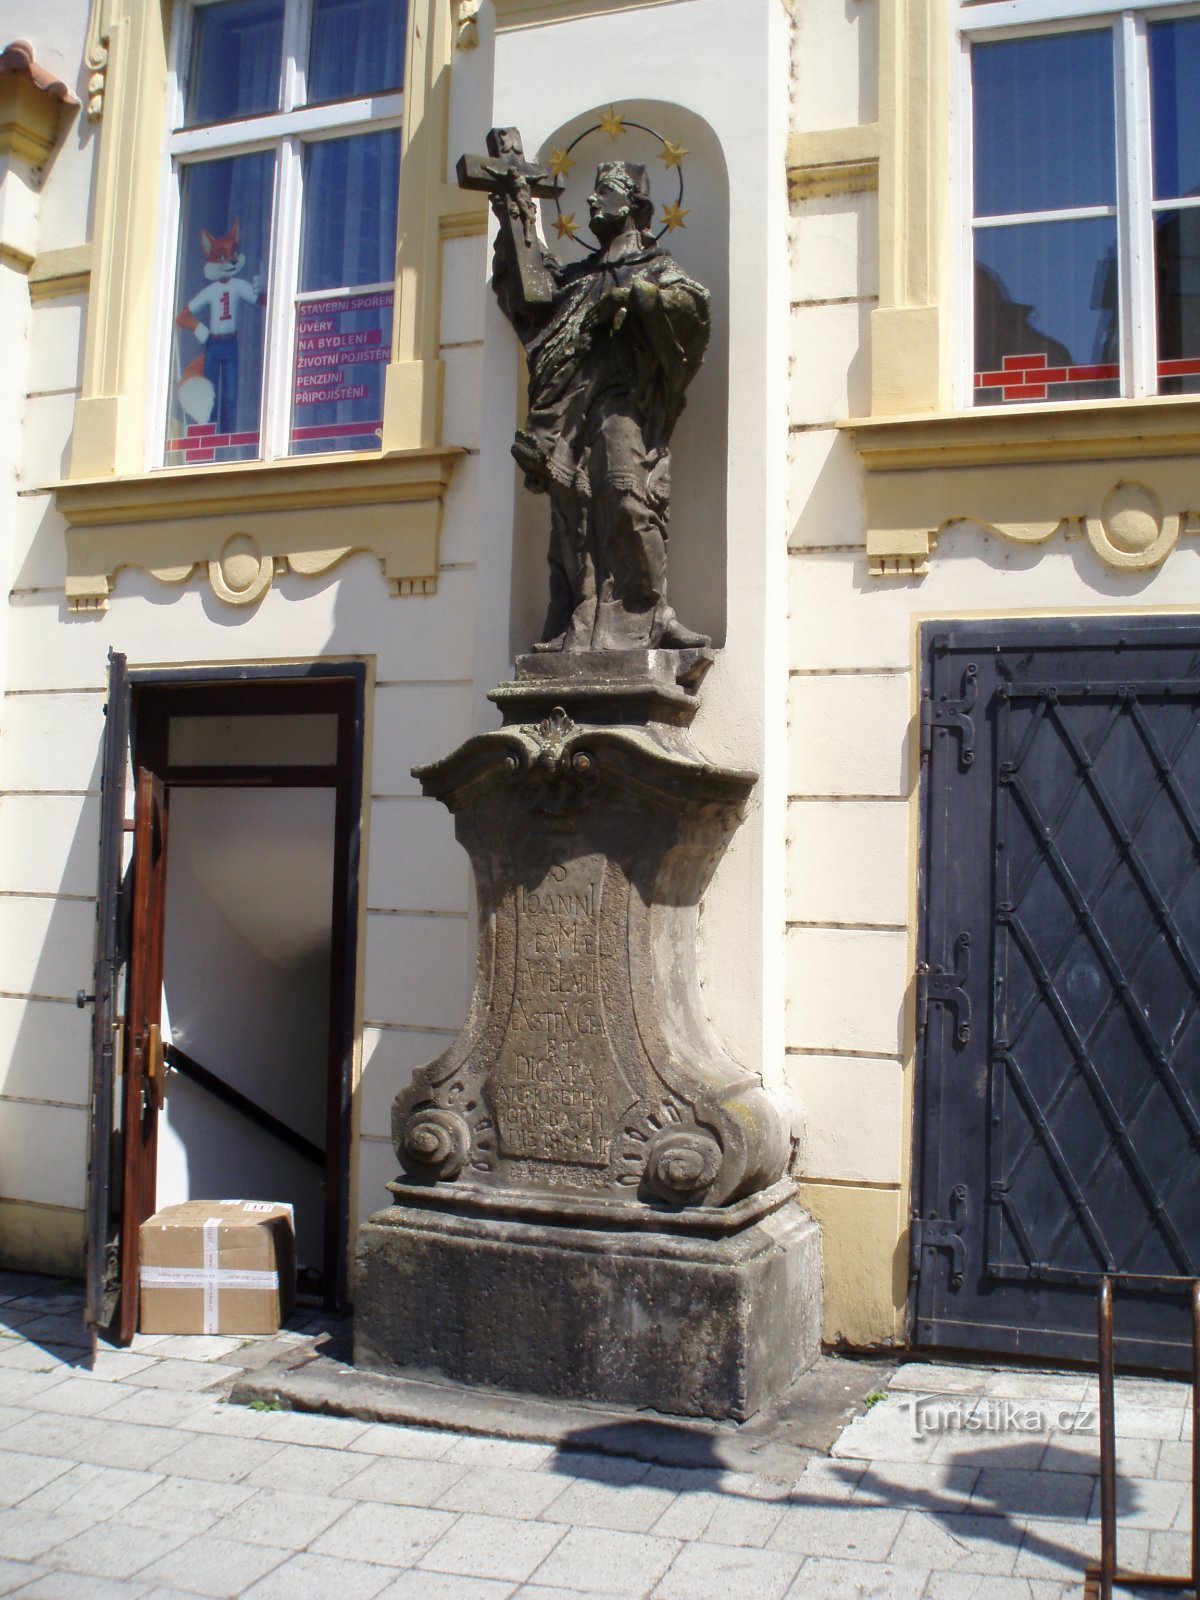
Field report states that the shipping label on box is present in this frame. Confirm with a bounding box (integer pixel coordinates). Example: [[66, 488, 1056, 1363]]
[[139, 1199, 296, 1336]]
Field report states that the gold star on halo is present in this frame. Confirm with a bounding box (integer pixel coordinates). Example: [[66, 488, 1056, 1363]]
[[553, 211, 580, 240], [598, 105, 625, 140], [660, 201, 689, 232], [548, 147, 575, 179], [659, 139, 688, 169]]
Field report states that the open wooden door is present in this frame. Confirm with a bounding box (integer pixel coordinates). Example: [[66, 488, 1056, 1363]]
[[84, 653, 128, 1338], [115, 769, 170, 1344]]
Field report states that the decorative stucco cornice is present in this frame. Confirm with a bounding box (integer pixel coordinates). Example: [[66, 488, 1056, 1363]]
[[846, 399, 1200, 578], [0, 40, 79, 165], [53, 448, 464, 611]]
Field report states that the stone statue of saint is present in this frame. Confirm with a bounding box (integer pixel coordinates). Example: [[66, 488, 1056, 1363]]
[[461, 134, 712, 652]]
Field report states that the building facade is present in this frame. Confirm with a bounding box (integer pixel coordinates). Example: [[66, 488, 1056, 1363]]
[[1, 0, 1197, 1366]]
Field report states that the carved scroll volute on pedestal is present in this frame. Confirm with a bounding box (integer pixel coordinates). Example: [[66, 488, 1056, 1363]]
[[391, 710, 800, 1212]]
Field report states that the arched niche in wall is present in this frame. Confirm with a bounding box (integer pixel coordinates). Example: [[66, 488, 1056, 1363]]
[[506, 101, 730, 655]]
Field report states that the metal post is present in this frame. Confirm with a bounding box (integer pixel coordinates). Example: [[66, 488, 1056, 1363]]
[[1097, 1276, 1116, 1600], [1086, 1276, 1198, 1598], [1191, 1282, 1199, 1594]]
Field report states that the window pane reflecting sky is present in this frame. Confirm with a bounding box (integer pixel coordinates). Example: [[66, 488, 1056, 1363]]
[[976, 215, 1118, 370], [186, 0, 284, 127], [974, 30, 1116, 217], [1150, 17, 1200, 203]]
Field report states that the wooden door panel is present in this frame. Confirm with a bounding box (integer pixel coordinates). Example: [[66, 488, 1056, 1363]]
[[116, 768, 170, 1344], [84, 653, 129, 1336]]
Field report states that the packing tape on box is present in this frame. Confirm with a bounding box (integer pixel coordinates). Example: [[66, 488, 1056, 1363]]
[[139, 1217, 279, 1333]]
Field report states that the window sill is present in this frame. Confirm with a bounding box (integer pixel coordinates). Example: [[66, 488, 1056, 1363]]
[[843, 396, 1200, 577], [53, 446, 464, 611]]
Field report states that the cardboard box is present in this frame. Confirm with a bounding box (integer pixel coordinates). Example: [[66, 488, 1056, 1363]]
[[139, 1200, 296, 1336]]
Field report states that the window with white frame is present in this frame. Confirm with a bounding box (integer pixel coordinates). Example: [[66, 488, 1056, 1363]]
[[159, 0, 406, 466], [966, 4, 1200, 406]]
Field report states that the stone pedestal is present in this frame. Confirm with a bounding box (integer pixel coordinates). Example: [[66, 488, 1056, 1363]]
[[354, 652, 821, 1419], [356, 1182, 821, 1421]]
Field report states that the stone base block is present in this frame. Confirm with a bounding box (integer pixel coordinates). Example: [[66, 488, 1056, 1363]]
[[353, 1194, 822, 1421]]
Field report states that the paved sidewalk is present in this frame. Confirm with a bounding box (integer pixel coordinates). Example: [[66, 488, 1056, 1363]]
[[0, 1271, 1193, 1599]]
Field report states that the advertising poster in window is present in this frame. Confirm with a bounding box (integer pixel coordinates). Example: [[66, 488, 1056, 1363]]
[[289, 290, 393, 455]]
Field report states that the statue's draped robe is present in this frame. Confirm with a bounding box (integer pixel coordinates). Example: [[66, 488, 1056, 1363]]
[[496, 232, 711, 649]]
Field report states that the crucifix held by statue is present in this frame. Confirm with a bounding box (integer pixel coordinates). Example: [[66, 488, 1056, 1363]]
[[458, 127, 712, 652]]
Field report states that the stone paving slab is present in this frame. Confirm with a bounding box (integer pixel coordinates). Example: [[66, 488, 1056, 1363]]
[[0, 1270, 1194, 1600]]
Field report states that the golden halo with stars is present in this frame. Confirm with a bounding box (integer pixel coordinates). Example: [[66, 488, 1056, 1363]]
[[547, 108, 690, 248]]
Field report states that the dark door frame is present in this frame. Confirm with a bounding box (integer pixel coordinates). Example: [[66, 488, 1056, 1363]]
[[125, 660, 367, 1311]]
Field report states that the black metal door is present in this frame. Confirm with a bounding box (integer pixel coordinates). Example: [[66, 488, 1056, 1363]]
[[915, 618, 1200, 1368]]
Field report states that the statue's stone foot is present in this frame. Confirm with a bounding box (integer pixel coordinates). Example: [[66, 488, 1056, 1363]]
[[655, 618, 711, 650]]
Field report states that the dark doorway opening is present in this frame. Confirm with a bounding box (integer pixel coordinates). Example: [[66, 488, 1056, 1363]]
[[85, 662, 365, 1344]]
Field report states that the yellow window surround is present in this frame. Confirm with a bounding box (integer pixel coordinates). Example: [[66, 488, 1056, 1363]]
[[60, 0, 486, 612], [785, 0, 1200, 580]]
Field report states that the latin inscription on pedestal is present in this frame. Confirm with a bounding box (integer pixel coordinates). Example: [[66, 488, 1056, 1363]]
[[492, 855, 630, 1165]]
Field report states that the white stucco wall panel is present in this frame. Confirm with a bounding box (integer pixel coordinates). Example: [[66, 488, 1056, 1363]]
[[788, 552, 911, 669], [788, 671, 911, 797], [370, 682, 476, 797], [32, 124, 98, 255], [361, 908, 472, 1032], [441, 343, 484, 453], [790, 191, 879, 304], [0, 0, 87, 88], [791, 535, 1200, 680], [4, 598, 108, 690], [787, 797, 909, 927], [0, 688, 104, 793], [355, 1134, 398, 1231], [18, 391, 76, 490], [9, 493, 70, 593], [0, 894, 94, 1005], [359, 1024, 453, 1139], [790, 0, 879, 132], [0, 1100, 88, 1208], [0, 793, 98, 897], [786, 427, 866, 551], [440, 234, 487, 348], [3, 562, 478, 691], [787, 1053, 903, 1184], [366, 797, 471, 913], [0, 993, 90, 1109], [437, 452, 482, 570], [790, 300, 872, 426], [786, 923, 909, 1057], [28, 296, 86, 397]]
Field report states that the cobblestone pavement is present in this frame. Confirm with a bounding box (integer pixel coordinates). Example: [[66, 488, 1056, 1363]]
[[0, 1272, 1193, 1599]]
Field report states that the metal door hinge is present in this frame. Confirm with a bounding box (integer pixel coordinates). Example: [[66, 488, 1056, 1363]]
[[916, 931, 972, 1044], [912, 1184, 969, 1290], [921, 664, 979, 767]]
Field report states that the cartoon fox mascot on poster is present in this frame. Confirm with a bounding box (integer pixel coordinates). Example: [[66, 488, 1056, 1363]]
[[174, 218, 265, 433]]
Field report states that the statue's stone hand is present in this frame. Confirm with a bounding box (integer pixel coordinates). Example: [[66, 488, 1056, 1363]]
[[630, 274, 660, 317], [581, 284, 630, 338]]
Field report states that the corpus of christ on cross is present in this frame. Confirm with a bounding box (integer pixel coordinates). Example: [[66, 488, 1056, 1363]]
[[456, 127, 560, 306]]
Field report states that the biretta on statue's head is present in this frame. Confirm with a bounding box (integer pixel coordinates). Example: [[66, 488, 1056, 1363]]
[[593, 160, 654, 230]]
